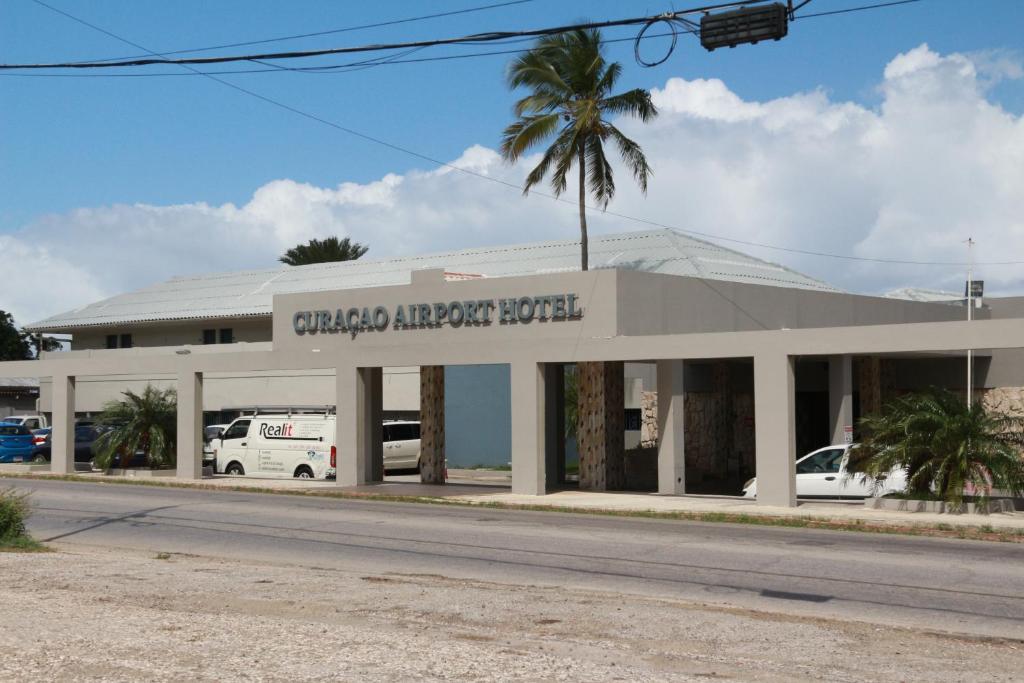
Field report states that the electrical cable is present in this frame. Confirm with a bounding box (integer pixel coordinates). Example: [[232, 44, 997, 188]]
[[19, 0, 995, 268], [633, 15, 686, 68], [0, 29, 684, 78], [3, 0, 774, 70], [793, 0, 921, 20], [70, 0, 538, 64]]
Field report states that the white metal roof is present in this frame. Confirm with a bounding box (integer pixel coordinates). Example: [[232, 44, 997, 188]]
[[884, 287, 963, 304], [27, 229, 839, 331]]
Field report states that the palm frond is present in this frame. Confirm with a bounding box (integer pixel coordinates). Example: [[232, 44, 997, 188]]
[[601, 88, 658, 122], [499, 112, 562, 163], [606, 123, 653, 194]]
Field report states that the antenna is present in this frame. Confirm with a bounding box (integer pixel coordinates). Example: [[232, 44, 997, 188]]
[[965, 237, 975, 408]]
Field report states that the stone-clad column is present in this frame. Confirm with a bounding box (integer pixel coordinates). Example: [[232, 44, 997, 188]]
[[51, 374, 76, 474], [577, 361, 625, 491], [419, 365, 445, 484], [656, 359, 685, 495], [176, 370, 204, 480], [858, 356, 882, 419], [754, 353, 796, 507]]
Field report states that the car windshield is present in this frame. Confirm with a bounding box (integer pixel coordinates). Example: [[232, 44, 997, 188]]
[[796, 448, 845, 474]]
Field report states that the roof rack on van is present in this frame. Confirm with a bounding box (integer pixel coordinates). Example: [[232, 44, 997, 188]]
[[234, 405, 336, 418]]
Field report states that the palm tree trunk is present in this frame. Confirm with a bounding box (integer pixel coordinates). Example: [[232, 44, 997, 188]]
[[578, 143, 589, 272]]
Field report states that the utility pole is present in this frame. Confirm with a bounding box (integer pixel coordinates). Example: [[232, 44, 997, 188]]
[[966, 237, 975, 408]]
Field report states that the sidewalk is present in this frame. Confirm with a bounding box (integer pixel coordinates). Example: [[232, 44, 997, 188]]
[[5, 465, 1022, 533]]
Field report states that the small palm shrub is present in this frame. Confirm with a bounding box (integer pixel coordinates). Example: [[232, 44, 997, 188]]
[[847, 388, 1024, 505], [93, 386, 177, 470]]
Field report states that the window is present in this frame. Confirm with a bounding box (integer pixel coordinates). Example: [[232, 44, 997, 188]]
[[119, 333, 133, 349], [387, 423, 420, 442], [0, 425, 29, 436], [202, 329, 216, 345], [796, 448, 845, 475], [222, 420, 251, 441], [219, 328, 233, 344], [23, 418, 40, 430], [106, 335, 118, 349]]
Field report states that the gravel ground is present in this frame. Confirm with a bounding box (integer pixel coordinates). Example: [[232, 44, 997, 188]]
[[1, 546, 1022, 682]]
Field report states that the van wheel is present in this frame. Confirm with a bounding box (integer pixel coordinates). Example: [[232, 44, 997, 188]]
[[294, 466, 314, 479], [226, 462, 245, 476]]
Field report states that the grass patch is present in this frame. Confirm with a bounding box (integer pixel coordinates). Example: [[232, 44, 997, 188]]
[[0, 487, 44, 552], [155, 552, 171, 560], [2, 472, 1022, 544]]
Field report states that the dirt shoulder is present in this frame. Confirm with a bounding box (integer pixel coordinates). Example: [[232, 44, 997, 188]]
[[1, 545, 1021, 682]]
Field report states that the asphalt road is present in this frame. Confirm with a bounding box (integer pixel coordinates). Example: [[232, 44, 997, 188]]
[[10, 477, 1024, 639]]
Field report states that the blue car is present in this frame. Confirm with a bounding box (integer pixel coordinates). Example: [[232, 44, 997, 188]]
[[0, 422, 36, 463]]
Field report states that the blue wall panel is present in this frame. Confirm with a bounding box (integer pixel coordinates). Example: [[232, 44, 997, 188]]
[[444, 364, 511, 467]]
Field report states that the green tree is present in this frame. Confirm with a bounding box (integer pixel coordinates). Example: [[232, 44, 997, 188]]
[[280, 237, 368, 266], [847, 388, 1024, 505], [0, 310, 62, 360], [500, 28, 657, 271], [92, 386, 178, 470], [0, 311, 31, 361]]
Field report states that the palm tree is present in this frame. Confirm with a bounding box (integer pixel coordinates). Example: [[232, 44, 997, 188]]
[[500, 29, 657, 271], [847, 388, 1024, 505], [92, 386, 178, 470], [280, 237, 368, 266]]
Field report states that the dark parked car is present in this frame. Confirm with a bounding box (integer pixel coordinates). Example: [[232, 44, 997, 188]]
[[29, 425, 100, 464]]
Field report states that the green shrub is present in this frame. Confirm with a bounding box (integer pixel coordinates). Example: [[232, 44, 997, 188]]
[[0, 488, 30, 541]]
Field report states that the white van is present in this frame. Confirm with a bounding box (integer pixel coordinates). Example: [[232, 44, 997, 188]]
[[213, 414, 336, 480], [382, 420, 421, 472]]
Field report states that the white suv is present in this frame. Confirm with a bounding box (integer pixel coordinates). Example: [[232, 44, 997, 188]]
[[383, 421, 421, 472]]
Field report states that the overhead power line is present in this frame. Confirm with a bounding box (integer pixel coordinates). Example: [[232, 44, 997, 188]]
[[4, 0, 773, 70], [1, 0, 923, 79], [20, 0, 993, 268], [0, 29, 687, 78], [73, 0, 537, 65]]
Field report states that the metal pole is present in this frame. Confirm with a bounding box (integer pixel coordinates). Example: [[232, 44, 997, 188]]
[[966, 237, 974, 408]]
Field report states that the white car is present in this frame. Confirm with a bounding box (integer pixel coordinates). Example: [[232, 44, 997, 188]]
[[382, 420, 421, 472], [743, 444, 906, 499]]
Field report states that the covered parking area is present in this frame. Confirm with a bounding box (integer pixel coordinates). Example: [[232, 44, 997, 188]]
[[2, 268, 1021, 507]]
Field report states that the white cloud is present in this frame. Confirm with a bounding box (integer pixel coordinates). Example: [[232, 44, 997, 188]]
[[3, 43, 1023, 327]]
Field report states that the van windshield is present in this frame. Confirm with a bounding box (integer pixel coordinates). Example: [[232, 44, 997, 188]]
[[222, 420, 250, 440]]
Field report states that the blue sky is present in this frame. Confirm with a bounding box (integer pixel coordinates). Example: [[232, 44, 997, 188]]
[[2, 0, 1021, 225], [1, 0, 1023, 325]]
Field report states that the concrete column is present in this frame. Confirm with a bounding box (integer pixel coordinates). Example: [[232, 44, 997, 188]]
[[50, 374, 76, 474], [754, 353, 796, 507], [419, 365, 445, 484], [577, 360, 626, 491], [335, 364, 366, 487], [544, 363, 565, 489], [511, 361, 547, 495], [363, 367, 384, 483], [176, 370, 204, 480], [828, 355, 854, 446], [656, 359, 685, 495]]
